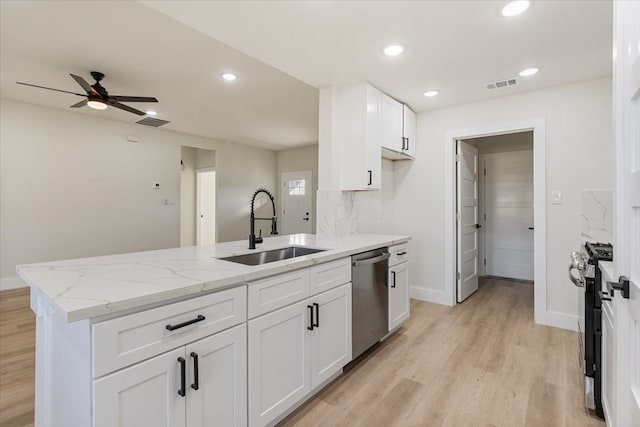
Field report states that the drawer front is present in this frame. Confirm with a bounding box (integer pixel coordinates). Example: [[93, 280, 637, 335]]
[[248, 269, 310, 319], [93, 286, 246, 378], [389, 243, 409, 267], [309, 258, 351, 296]]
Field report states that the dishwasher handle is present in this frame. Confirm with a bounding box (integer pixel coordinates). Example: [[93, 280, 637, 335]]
[[352, 253, 390, 267]]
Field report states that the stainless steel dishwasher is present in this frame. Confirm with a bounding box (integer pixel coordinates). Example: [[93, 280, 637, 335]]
[[351, 248, 390, 359]]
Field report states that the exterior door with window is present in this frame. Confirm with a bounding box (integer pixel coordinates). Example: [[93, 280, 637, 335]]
[[282, 171, 313, 234]]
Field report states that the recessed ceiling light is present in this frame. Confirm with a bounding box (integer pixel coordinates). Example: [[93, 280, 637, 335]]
[[221, 72, 238, 81], [423, 90, 439, 97], [383, 45, 404, 56], [501, 0, 530, 17], [145, 110, 157, 116], [519, 67, 539, 77]]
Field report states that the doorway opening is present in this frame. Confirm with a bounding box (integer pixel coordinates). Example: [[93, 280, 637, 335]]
[[281, 170, 313, 235], [445, 119, 547, 325], [180, 146, 217, 246], [456, 132, 534, 303]]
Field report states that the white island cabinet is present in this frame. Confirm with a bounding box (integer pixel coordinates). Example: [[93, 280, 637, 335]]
[[18, 233, 410, 427], [248, 260, 352, 426]]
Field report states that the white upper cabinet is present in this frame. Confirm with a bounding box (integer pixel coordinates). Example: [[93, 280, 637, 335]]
[[337, 82, 382, 191], [381, 94, 404, 153], [380, 95, 416, 160], [402, 104, 417, 158]]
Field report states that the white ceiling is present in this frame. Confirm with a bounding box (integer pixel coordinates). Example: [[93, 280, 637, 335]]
[[1, 1, 612, 150], [143, 0, 613, 112], [0, 1, 319, 150]]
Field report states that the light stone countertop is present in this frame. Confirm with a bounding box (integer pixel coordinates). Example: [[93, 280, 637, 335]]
[[17, 233, 410, 322]]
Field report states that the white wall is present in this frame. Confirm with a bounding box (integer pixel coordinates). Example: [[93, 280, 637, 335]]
[[0, 99, 277, 289], [393, 78, 612, 323], [276, 145, 318, 231]]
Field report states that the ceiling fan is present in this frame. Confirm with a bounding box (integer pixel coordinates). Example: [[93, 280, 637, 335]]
[[16, 71, 158, 116]]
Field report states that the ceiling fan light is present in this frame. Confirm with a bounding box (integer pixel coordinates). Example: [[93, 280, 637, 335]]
[[87, 99, 107, 110]]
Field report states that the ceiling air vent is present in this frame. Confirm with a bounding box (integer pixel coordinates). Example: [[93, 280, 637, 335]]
[[136, 117, 170, 127], [485, 78, 518, 90]]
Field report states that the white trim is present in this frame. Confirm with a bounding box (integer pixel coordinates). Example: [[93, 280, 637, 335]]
[[444, 119, 549, 326], [409, 286, 450, 305], [0, 276, 28, 291], [543, 311, 580, 332]]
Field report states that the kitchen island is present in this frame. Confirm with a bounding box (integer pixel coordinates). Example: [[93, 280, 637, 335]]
[[18, 233, 410, 427]]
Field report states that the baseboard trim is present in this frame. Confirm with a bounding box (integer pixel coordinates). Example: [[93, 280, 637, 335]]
[[0, 277, 28, 291], [410, 286, 452, 306], [537, 310, 580, 332]]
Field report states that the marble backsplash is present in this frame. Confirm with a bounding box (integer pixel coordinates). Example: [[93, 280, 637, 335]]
[[316, 189, 394, 235], [581, 190, 613, 243]]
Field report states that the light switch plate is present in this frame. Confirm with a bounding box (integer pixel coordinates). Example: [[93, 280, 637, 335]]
[[552, 191, 562, 204]]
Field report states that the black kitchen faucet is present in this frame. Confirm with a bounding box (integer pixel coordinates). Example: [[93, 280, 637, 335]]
[[249, 188, 278, 249]]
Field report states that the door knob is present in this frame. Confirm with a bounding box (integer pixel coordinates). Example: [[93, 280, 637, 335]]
[[475, 224, 482, 229], [607, 276, 631, 299]]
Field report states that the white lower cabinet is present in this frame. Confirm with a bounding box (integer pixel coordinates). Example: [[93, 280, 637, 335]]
[[248, 283, 352, 426], [185, 325, 247, 427], [94, 347, 186, 427], [310, 284, 352, 388], [389, 262, 410, 331], [94, 324, 247, 427]]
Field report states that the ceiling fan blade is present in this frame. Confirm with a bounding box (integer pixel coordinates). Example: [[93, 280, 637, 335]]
[[70, 74, 99, 96], [16, 81, 85, 96], [109, 96, 158, 103], [70, 99, 87, 108], [108, 100, 145, 116]]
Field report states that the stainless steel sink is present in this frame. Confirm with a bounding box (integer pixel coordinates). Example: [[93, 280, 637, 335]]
[[219, 246, 327, 266]]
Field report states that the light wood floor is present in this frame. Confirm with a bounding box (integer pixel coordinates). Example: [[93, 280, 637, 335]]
[[0, 279, 605, 427], [279, 278, 605, 427], [0, 288, 35, 427]]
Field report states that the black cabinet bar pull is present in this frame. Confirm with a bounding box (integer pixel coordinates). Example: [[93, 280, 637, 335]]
[[190, 352, 199, 390], [367, 170, 372, 186], [307, 305, 314, 330], [401, 137, 406, 150], [177, 357, 186, 397], [313, 303, 320, 328], [406, 138, 409, 151], [166, 315, 206, 331], [391, 271, 397, 288], [397, 251, 407, 256]]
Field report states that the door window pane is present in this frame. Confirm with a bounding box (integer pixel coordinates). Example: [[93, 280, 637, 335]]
[[288, 179, 305, 196]]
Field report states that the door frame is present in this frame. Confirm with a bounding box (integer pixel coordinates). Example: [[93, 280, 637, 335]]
[[444, 118, 552, 327], [281, 170, 313, 235], [196, 167, 217, 245]]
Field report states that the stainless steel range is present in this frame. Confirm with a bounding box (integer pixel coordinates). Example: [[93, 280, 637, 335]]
[[568, 241, 613, 419]]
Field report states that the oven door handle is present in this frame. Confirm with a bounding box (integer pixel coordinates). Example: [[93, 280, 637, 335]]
[[568, 263, 584, 288]]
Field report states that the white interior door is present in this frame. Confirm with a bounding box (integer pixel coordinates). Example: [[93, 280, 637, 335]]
[[282, 171, 312, 234], [483, 151, 534, 281], [613, 1, 640, 425], [196, 169, 216, 245], [456, 140, 480, 302]]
